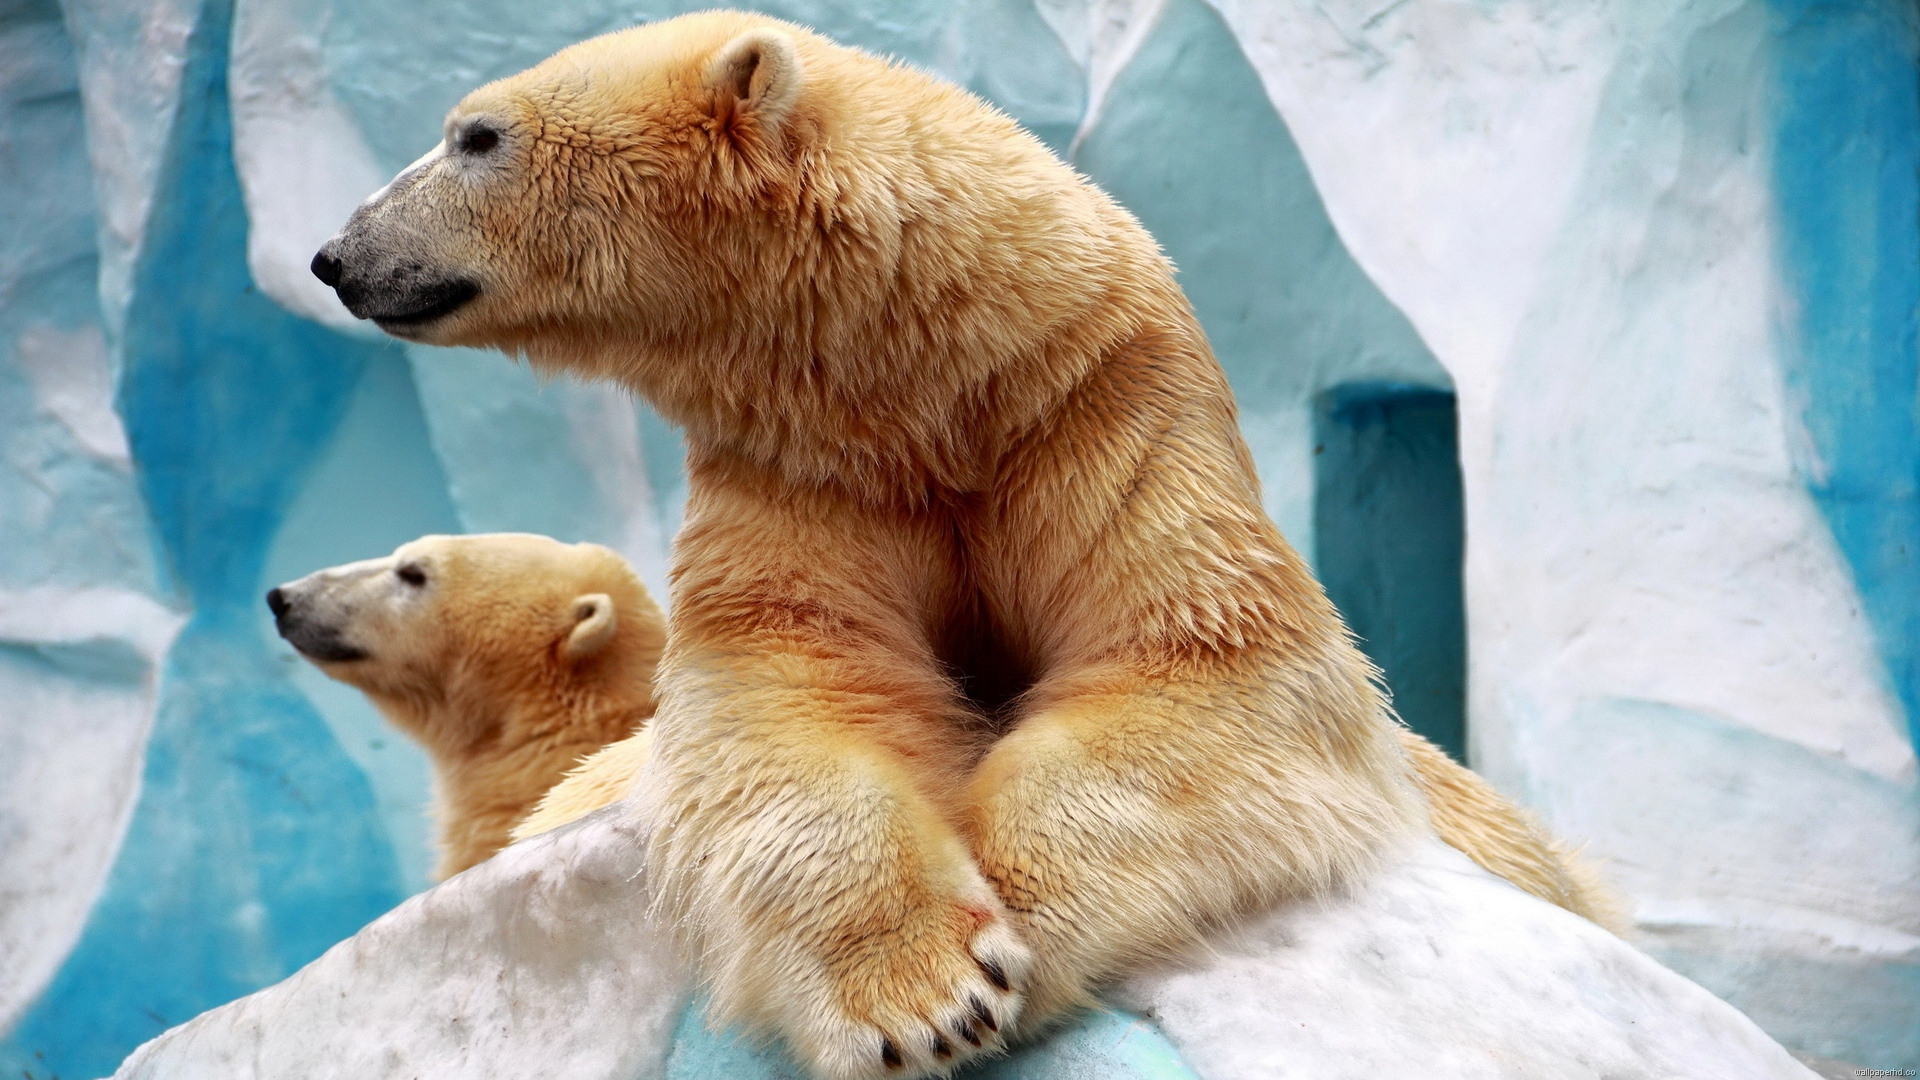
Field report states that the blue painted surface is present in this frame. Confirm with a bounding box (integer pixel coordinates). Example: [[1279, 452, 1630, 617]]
[[1075, 0, 1442, 400], [0, 3, 1185, 1074], [262, 347, 463, 893], [0, 1, 406, 1073], [637, 397, 691, 543], [1314, 385, 1468, 762], [407, 347, 636, 542], [1770, 0, 1920, 747], [662, 998, 1199, 1080]]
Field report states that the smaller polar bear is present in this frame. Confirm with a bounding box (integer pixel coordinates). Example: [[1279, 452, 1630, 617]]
[[267, 533, 664, 878]]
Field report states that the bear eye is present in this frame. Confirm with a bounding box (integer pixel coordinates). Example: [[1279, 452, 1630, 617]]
[[460, 125, 499, 155], [396, 564, 428, 588]]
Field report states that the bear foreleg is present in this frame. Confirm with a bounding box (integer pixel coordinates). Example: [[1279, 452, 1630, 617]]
[[643, 473, 1032, 1080], [965, 658, 1425, 1031]]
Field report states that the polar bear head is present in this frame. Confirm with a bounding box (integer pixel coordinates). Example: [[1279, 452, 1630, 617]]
[[268, 533, 660, 706], [310, 10, 815, 362], [267, 533, 664, 875], [311, 10, 1102, 485]]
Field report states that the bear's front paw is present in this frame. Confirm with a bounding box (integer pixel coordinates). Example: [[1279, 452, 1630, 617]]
[[791, 892, 1032, 1080]]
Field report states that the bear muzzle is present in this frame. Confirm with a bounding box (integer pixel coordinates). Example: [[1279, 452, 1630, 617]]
[[267, 585, 370, 663], [311, 240, 480, 332]]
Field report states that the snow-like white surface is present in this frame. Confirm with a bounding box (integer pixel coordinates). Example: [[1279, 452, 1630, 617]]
[[0, 587, 181, 1032], [112, 805, 688, 1079], [1034, 0, 1169, 152], [14, 325, 131, 469], [229, 0, 387, 336], [405, 347, 679, 605], [57, 0, 198, 339], [0, 8, 179, 1042], [4, 0, 1909, 1067], [113, 826, 1813, 1080], [557, 380, 675, 605], [1207, 0, 1913, 782], [1119, 841, 1815, 1080]]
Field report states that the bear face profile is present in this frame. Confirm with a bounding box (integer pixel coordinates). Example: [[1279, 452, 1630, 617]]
[[268, 533, 663, 879], [315, 13, 1608, 1078]]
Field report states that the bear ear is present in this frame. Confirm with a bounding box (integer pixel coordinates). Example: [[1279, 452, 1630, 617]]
[[562, 593, 618, 662], [706, 28, 803, 132]]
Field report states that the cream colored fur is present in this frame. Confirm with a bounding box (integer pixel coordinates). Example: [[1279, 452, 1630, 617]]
[[513, 726, 655, 841], [525, 723, 1622, 933], [321, 13, 1614, 1076], [271, 534, 662, 879]]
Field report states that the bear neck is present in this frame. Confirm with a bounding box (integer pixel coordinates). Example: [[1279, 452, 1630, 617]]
[[617, 290, 1198, 504], [533, 135, 1198, 504], [418, 664, 654, 877]]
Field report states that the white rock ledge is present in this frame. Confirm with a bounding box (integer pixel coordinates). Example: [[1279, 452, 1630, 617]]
[[111, 806, 687, 1079], [1117, 839, 1816, 1080], [111, 809, 1813, 1080]]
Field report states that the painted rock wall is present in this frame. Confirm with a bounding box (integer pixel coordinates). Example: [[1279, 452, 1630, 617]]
[[0, 0, 1913, 1074]]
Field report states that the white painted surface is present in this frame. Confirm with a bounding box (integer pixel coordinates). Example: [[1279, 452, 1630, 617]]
[[112, 804, 688, 1080], [1204, 1, 1918, 1026], [32, 0, 1905, 1065], [57, 0, 198, 339], [1118, 840, 1815, 1080], [558, 381, 675, 606], [0, 588, 182, 1033], [1205, 0, 1912, 777], [14, 325, 131, 469], [1035, 0, 1170, 151], [229, 0, 388, 336], [114, 827, 1813, 1079]]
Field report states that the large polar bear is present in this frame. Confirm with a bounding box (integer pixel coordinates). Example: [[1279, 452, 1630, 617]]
[[267, 534, 665, 878], [313, 13, 1606, 1077]]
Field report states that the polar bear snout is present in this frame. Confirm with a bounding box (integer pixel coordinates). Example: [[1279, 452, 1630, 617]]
[[313, 142, 486, 338], [267, 575, 373, 664], [308, 249, 343, 288], [311, 234, 480, 334]]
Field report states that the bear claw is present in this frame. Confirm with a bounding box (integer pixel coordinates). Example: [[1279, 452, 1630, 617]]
[[784, 891, 1029, 1079], [970, 995, 998, 1032], [978, 959, 1010, 992]]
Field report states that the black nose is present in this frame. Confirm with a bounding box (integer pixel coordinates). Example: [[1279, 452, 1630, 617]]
[[310, 248, 343, 287], [266, 587, 290, 619]]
